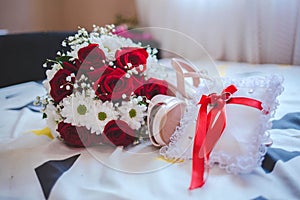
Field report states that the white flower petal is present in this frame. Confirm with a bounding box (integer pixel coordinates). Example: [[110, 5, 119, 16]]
[[85, 100, 119, 134], [118, 97, 147, 130]]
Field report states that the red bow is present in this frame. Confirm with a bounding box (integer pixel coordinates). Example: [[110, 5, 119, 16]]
[[189, 84, 265, 190]]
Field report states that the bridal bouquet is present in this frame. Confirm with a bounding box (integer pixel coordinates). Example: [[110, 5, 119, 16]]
[[39, 25, 170, 148]]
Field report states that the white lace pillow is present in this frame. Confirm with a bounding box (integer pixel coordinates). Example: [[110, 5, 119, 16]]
[[160, 74, 283, 174]]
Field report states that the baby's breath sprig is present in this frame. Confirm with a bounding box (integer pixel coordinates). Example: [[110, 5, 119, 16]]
[[92, 24, 115, 36], [66, 27, 90, 47]]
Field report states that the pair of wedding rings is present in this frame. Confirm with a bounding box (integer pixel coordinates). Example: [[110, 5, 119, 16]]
[[147, 58, 209, 147]]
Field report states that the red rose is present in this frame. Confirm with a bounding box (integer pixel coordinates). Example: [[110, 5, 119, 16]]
[[57, 122, 102, 147], [85, 65, 110, 82], [63, 61, 79, 72], [77, 44, 107, 81], [134, 78, 168, 100], [78, 44, 106, 69], [50, 68, 76, 103], [115, 47, 148, 72], [102, 120, 136, 147], [93, 68, 135, 102]]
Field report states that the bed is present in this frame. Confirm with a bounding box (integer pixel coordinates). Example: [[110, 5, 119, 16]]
[[0, 61, 300, 199], [1, 1, 300, 199]]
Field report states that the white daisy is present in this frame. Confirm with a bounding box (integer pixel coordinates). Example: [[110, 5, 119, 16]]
[[118, 97, 147, 130], [144, 56, 168, 80], [43, 63, 62, 94], [87, 100, 119, 135], [100, 35, 140, 61], [66, 42, 89, 59], [100, 35, 123, 61], [89, 35, 110, 58], [44, 101, 62, 137], [60, 92, 91, 127]]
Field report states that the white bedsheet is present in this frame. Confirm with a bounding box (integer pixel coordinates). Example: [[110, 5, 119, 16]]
[[0, 62, 300, 200]]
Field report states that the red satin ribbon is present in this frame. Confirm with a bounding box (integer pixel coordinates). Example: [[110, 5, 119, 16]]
[[189, 84, 265, 190]]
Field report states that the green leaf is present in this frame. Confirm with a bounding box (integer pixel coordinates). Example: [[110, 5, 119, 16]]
[[56, 56, 72, 64]]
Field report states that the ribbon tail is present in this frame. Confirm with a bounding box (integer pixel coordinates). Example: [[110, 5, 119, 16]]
[[190, 105, 227, 190], [227, 97, 263, 110], [189, 104, 208, 189], [199, 107, 226, 158], [189, 157, 205, 189]]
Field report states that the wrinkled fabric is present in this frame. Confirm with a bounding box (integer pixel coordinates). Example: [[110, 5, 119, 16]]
[[1, 62, 300, 199]]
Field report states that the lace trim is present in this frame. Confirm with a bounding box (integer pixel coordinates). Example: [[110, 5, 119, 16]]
[[159, 102, 198, 161], [160, 74, 284, 174]]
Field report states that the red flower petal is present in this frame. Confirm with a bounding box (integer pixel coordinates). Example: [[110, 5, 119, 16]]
[[102, 120, 136, 147]]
